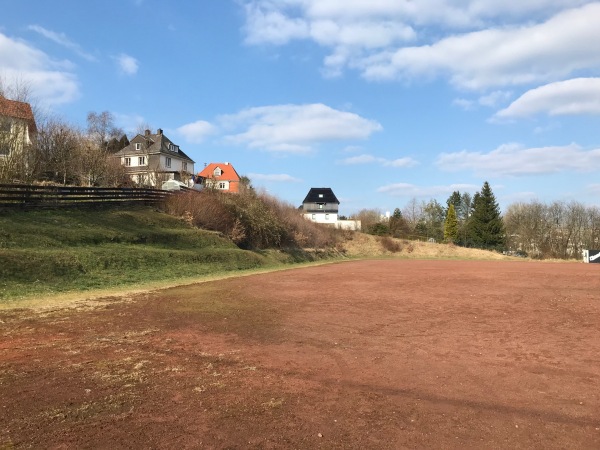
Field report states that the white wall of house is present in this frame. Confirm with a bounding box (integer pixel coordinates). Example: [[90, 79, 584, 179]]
[[304, 212, 338, 224], [122, 156, 148, 167], [335, 220, 362, 231]]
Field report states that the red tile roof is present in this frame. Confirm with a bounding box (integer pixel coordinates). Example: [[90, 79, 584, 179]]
[[198, 162, 241, 193], [0, 97, 37, 132]]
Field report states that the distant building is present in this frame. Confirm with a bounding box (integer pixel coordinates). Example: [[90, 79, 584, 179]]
[[0, 97, 37, 158], [301, 187, 340, 225], [113, 129, 194, 187], [197, 162, 241, 193]]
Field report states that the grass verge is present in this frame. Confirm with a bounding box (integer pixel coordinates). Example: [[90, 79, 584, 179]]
[[0, 207, 328, 305]]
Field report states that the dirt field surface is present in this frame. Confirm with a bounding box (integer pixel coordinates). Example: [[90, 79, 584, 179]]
[[2, 259, 600, 449]]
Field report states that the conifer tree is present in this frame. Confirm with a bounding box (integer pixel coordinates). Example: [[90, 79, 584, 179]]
[[467, 181, 505, 250], [444, 204, 458, 243]]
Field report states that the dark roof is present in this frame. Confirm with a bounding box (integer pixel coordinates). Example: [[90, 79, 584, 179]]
[[0, 97, 37, 132], [113, 130, 195, 163], [302, 188, 339, 204]]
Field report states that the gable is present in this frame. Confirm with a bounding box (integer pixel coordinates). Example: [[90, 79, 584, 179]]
[[0, 97, 37, 132], [198, 162, 240, 181]]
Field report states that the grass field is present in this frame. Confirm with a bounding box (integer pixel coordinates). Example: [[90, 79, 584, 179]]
[[0, 207, 302, 303]]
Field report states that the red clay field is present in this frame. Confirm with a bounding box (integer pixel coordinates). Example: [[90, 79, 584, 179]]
[[1, 259, 600, 449]]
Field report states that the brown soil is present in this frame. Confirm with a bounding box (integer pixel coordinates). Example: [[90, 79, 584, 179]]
[[1, 260, 599, 449]]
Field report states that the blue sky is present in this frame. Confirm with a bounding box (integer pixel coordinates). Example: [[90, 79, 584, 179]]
[[2, 1, 600, 215]]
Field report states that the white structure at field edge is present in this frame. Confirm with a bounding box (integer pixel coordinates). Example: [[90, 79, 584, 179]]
[[301, 187, 361, 231]]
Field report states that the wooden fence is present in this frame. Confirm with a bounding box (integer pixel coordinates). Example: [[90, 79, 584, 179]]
[[0, 183, 173, 209]]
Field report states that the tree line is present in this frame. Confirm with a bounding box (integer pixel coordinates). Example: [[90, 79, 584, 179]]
[[353, 181, 600, 259]]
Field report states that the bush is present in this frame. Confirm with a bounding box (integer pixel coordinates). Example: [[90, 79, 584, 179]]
[[164, 190, 345, 251], [379, 236, 402, 253]]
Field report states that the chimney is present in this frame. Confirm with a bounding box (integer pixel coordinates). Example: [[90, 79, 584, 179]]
[[157, 128, 163, 135], [144, 129, 150, 136], [225, 162, 229, 165]]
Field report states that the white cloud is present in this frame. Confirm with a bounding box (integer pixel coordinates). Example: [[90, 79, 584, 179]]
[[453, 98, 475, 110], [242, 1, 596, 84], [247, 173, 302, 182], [478, 90, 512, 107], [115, 53, 139, 75], [338, 153, 418, 167], [177, 120, 217, 143], [436, 142, 600, 176], [221, 103, 382, 153], [383, 157, 419, 168], [338, 153, 379, 164], [377, 182, 478, 197], [0, 32, 79, 105], [243, 4, 310, 45], [361, 3, 600, 89], [28, 25, 96, 61], [495, 78, 600, 119]]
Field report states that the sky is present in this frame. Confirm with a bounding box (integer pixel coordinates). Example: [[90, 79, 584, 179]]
[[2, 0, 600, 216]]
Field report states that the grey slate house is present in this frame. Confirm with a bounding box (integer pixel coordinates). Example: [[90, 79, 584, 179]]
[[301, 187, 340, 225], [114, 129, 195, 187]]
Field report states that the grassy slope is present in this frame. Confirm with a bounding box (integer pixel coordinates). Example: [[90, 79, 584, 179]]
[[0, 206, 519, 306], [0, 207, 298, 303]]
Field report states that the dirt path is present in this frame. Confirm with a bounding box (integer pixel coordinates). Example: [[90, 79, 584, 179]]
[[1, 260, 600, 449]]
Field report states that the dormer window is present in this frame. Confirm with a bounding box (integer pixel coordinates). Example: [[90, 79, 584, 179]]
[[318, 194, 324, 198], [214, 167, 222, 176], [169, 143, 178, 152]]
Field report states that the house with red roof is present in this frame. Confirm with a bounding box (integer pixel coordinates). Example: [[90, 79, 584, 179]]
[[197, 162, 241, 193], [0, 97, 37, 158]]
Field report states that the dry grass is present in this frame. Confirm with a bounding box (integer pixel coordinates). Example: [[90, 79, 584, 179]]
[[341, 233, 515, 260]]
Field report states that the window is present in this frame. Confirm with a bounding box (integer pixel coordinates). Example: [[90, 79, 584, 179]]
[[218, 182, 226, 189], [135, 143, 142, 150], [325, 214, 329, 220], [312, 214, 316, 220], [318, 203, 324, 209], [214, 167, 222, 176], [169, 143, 178, 152], [183, 162, 187, 171], [138, 156, 146, 166], [165, 157, 171, 168], [318, 194, 324, 198], [124, 157, 131, 166]]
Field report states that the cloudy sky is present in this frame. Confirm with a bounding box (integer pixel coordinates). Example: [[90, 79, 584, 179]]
[[2, 1, 600, 214]]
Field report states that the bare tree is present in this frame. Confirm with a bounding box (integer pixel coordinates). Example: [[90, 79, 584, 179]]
[[86, 111, 123, 151], [402, 197, 424, 232]]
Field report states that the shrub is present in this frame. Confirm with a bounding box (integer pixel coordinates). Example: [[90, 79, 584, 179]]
[[380, 236, 402, 253], [164, 190, 345, 251]]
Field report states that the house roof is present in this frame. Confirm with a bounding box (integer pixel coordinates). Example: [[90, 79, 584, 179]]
[[198, 162, 241, 182], [302, 188, 340, 204], [0, 97, 37, 132], [113, 129, 195, 163]]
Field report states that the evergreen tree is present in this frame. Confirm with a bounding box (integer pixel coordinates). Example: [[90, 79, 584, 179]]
[[467, 181, 505, 250], [389, 207, 410, 238], [444, 204, 458, 243], [446, 191, 462, 215]]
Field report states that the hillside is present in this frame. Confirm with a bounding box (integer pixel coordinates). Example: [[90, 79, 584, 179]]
[[0, 206, 518, 306], [0, 207, 301, 303]]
